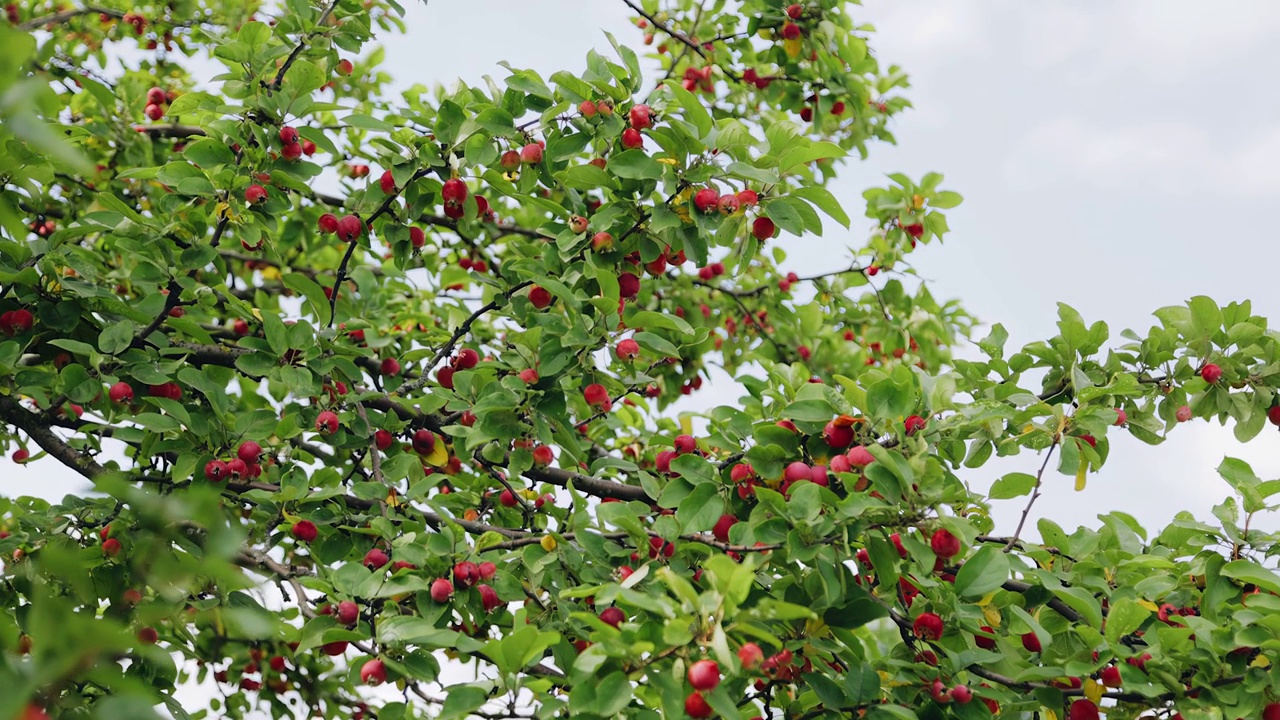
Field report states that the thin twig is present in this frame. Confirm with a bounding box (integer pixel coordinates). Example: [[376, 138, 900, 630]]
[[266, 0, 341, 93], [1004, 440, 1060, 552]]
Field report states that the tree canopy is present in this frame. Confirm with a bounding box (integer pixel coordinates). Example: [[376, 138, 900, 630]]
[[2, 1, 1280, 719]]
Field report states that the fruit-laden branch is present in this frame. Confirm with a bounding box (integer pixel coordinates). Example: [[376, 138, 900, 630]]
[[693, 263, 871, 298], [618, 0, 740, 82], [0, 395, 102, 479], [878, 602, 1237, 704], [325, 170, 428, 326], [17, 5, 122, 30]]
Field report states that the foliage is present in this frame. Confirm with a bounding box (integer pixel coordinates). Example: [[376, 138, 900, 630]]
[[2, 0, 1280, 719]]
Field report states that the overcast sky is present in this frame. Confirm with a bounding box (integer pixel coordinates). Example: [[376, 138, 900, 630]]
[[10, 1, 1280, 713]]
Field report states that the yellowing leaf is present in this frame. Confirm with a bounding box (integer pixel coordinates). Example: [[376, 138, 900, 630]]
[[1043, 709, 1058, 720], [1075, 464, 1087, 491], [1137, 599, 1159, 612], [784, 38, 802, 58], [540, 535, 557, 551], [656, 157, 679, 166], [983, 603, 1002, 627], [251, 308, 264, 322], [261, 266, 282, 282], [1252, 654, 1271, 668], [1084, 678, 1103, 705], [422, 440, 449, 468], [679, 416, 693, 436], [974, 591, 997, 607]]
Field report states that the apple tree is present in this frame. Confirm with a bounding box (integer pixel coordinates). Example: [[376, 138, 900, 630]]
[[2, 1, 1280, 719]]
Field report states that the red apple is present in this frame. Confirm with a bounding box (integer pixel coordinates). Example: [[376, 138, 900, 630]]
[[752, 216, 776, 240], [291, 520, 318, 543], [687, 659, 720, 691], [336, 214, 362, 242], [362, 548, 389, 570], [712, 514, 738, 542], [520, 143, 543, 164], [930, 528, 961, 559], [1067, 700, 1099, 720], [316, 411, 339, 434], [822, 421, 853, 449], [359, 658, 386, 685], [336, 600, 359, 626], [430, 578, 454, 602], [244, 184, 267, 204], [108, 381, 134, 404], [621, 128, 644, 149], [1200, 363, 1222, 384], [912, 612, 943, 640], [628, 104, 653, 130], [615, 338, 641, 360], [684, 691, 712, 719], [1021, 632, 1041, 653], [598, 607, 625, 627]]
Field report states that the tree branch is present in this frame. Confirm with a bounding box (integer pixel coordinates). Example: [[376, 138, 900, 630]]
[[18, 5, 121, 31], [266, 0, 341, 93], [1004, 440, 1059, 552]]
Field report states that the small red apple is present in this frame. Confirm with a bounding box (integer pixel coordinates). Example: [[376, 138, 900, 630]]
[[751, 216, 776, 240], [1200, 363, 1222, 384], [687, 659, 720, 691], [315, 411, 339, 434], [362, 548, 389, 570], [738, 642, 764, 670], [684, 691, 712, 719], [912, 612, 943, 641], [244, 184, 267, 204], [336, 600, 359, 626], [291, 520, 318, 543], [930, 528, 961, 560], [359, 658, 386, 685], [108, 381, 134, 404]]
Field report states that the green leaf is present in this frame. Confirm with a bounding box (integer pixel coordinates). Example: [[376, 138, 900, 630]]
[[792, 186, 850, 228], [439, 685, 487, 720], [1221, 560, 1280, 595], [182, 138, 236, 168], [778, 141, 845, 173], [666, 81, 712, 138], [1188, 295, 1222, 339], [779, 398, 834, 424], [953, 544, 1010, 598], [282, 272, 332, 327], [866, 375, 914, 419], [237, 20, 271, 47], [607, 149, 665, 180], [345, 113, 394, 132], [99, 320, 136, 354], [929, 190, 963, 209], [1103, 598, 1150, 644], [761, 197, 804, 236], [989, 472, 1037, 500]]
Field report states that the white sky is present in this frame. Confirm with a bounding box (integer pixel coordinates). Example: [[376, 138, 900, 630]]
[[8, 0, 1280, 716]]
